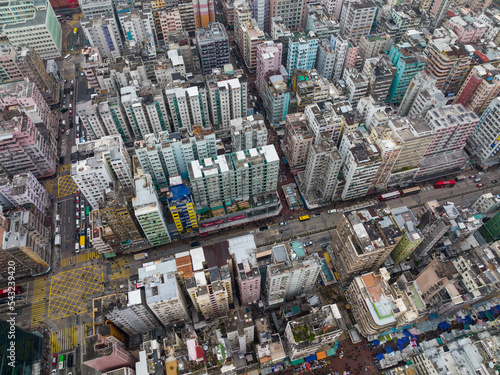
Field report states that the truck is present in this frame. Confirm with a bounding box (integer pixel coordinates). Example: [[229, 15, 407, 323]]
[[54, 234, 61, 247], [58, 355, 65, 370], [134, 252, 149, 261]]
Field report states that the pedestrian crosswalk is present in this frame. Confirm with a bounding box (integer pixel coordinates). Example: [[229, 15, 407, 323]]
[[51, 323, 91, 353], [61, 251, 99, 267], [110, 258, 129, 281], [30, 278, 47, 325]]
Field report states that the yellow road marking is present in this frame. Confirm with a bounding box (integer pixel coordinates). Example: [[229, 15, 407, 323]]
[[58, 175, 77, 198], [30, 278, 47, 325]]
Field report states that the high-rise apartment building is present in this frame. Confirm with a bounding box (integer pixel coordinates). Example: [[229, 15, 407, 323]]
[[270, 16, 292, 65], [290, 69, 330, 112], [230, 114, 268, 151], [387, 44, 427, 104], [2, 1, 62, 59], [267, 244, 321, 306], [166, 176, 198, 233], [358, 34, 392, 66], [133, 173, 172, 246], [305, 5, 340, 39], [0, 45, 23, 83], [399, 71, 439, 117], [225, 307, 255, 353], [331, 34, 358, 81], [362, 56, 395, 102], [321, 0, 344, 20], [262, 73, 290, 124], [71, 158, 115, 210], [339, 0, 377, 43], [454, 64, 500, 115], [389, 206, 423, 263], [269, 0, 308, 31], [249, 0, 270, 33], [81, 14, 123, 60], [337, 131, 382, 200], [1, 208, 50, 278], [305, 101, 343, 145], [466, 97, 500, 169], [368, 126, 402, 189], [117, 7, 157, 58], [286, 32, 319, 74], [159, 9, 183, 36], [344, 67, 369, 106], [77, 100, 106, 140], [241, 20, 266, 72], [135, 131, 217, 187], [0, 113, 56, 178], [188, 145, 279, 209], [424, 39, 471, 96], [144, 272, 190, 325], [97, 94, 134, 143], [315, 39, 335, 80], [330, 209, 402, 285], [11, 172, 50, 213], [79, 0, 114, 17], [196, 23, 230, 75], [206, 69, 248, 130], [256, 41, 283, 98], [82, 334, 136, 373], [345, 268, 421, 337], [193, 0, 215, 27], [300, 134, 342, 205], [282, 113, 314, 170], [416, 105, 479, 179], [95, 291, 161, 336], [178, 0, 196, 34], [164, 84, 211, 132]]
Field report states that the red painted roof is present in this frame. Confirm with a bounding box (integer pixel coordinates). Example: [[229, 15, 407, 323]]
[[475, 50, 489, 62]]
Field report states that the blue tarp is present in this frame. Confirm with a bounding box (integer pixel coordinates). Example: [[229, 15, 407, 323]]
[[464, 316, 474, 324], [372, 340, 380, 346], [305, 355, 316, 362], [397, 344, 405, 351], [456, 316, 465, 324], [397, 339, 405, 346], [401, 336, 409, 344], [438, 321, 450, 330], [385, 347, 394, 354], [492, 306, 500, 315], [376, 353, 385, 361], [402, 329, 411, 338], [430, 313, 438, 319]]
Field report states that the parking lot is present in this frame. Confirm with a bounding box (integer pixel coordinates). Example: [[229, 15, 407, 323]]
[[48, 265, 104, 320]]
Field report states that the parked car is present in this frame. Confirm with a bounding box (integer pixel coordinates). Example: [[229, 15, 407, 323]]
[[303, 241, 313, 247], [469, 175, 477, 179], [259, 226, 269, 231], [313, 213, 321, 217], [493, 180, 498, 183], [191, 241, 200, 247], [66, 129, 70, 135], [76, 203, 79, 210], [52, 354, 57, 366], [477, 183, 485, 187], [61, 128, 65, 134], [279, 222, 287, 226]]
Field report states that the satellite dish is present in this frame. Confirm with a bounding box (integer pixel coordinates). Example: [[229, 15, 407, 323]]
[[203, 345, 208, 351]]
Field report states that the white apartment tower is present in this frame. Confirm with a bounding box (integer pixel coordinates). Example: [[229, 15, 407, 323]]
[[77, 100, 107, 140], [98, 96, 134, 143], [121, 86, 152, 139], [71, 158, 115, 210], [230, 114, 268, 151], [79, 0, 114, 18], [81, 14, 123, 59], [144, 272, 190, 326], [399, 71, 440, 117], [321, 0, 345, 20], [133, 173, 171, 246], [164, 85, 211, 132], [117, 8, 157, 58], [205, 70, 248, 130], [339, 0, 377, 43], [267, 244, 322, 306], [188, 145, 279, 208], [467, 97, 500, 168]]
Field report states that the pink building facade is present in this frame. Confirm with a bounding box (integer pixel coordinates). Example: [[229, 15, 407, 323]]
[[0, 112, 57, 178], [82, 334, 136, 373], [343, 38, 359, 71], [0, 79, 58, 143], [160, 9, 183, 35], [193, 0, 215, 28], [447, 16, 487, 43], [256, 41, 283, 97], [11, 172, 51, 213], [0, 46, 23, 83], [81, 47, 105, 94], [455, 64, 500, 115], [237, 258, 261, 305]]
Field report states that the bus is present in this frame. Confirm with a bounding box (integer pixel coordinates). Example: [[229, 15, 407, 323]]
[[64, 54, 71, 60], [58, 355, 65, 370], [0, 286, 24, 299], [434, 180, 456, 189], [299, 215, 310, 221], [401, 186, 421, 196], [379, 191, 401, 202], [75, 115, 80, 126], [80, 235, 86, 249]]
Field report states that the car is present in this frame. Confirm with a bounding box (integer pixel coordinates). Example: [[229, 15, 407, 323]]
[[69, 122, 74, 128], [67, 353, 74, 368], [76, 132, 80, 138], [76, 196, 79, 202], [77, 188, 80, 195], [478, 172, 485, 175], [493, 180, 498, 183], [259, 226, 269, 231], [87, 228, 91, 237], [321, 243, 329, 249], [76, 203, 79, 210], [61, 128, 65, 134], [191, 241, 200, 247], [279, 222, 287, 226], [69, 109, 73, 114], [52, 354, 57, 366], [57, 202, 61, 209], [76, 219, 80, 227], [61, 108, 68, 113], [469, 175, 477, 179], [303, 241, 313, 247], [477, 183, 485, 187], [313, 213, 321, 217], [52, 370, 57, 375], [66, 129, 70, 135]]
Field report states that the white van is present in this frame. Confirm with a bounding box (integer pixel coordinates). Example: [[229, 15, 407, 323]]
[[328, 209, 338, 214], [56, 214, 60, 222], [75, 243, 80, 253]]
